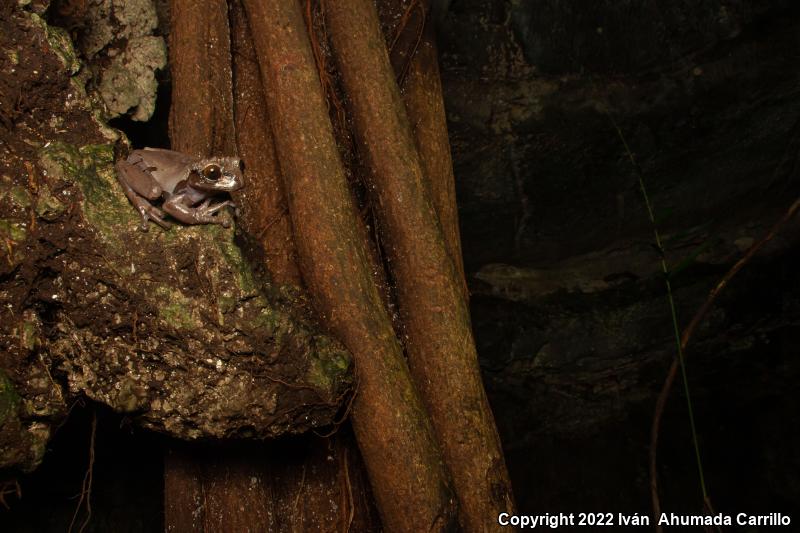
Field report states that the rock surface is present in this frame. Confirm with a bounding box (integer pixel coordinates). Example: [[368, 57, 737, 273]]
[[52, 0, 167, 121], [438, 0, 800, 513], [0, 6, 352, 472]]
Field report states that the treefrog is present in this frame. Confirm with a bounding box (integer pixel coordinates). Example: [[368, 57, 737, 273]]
[[115, 148, 244, 231]]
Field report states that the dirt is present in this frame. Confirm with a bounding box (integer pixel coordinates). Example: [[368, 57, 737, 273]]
[[0, 6, 107, 471]]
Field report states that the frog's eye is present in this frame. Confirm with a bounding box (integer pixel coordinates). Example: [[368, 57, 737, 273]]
[[202, 164, 222, 181]]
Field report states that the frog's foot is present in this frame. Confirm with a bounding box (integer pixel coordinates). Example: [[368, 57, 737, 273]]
[[132, 197, 171, 231], [197, 199, 234, 227]]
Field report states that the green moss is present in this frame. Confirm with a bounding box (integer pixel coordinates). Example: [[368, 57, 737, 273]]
[[0, 372, 20, 427], [79, 143, 115, 164], [39, 142, 139, 246], [210, 224, 259, 296], [305, 339, 352, 392], [0, 184, 32, 209], [20, 319, 39, 351], [27, 13, 80, 74], [154, 285, 201, 330], [0, 219, 28, 267], [259, 306, 280, 331], [34, 187, 65, 221], [0, 220, 27, 243], [217, 294, 237, 315], [6, 49, 19, 66]]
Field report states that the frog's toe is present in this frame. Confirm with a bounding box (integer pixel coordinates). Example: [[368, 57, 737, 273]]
[[149, 214, 172, 230], [137, 205, 171, 231], [204, 200, 233, 216]]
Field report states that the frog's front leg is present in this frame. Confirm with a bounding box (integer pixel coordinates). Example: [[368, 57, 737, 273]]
[[115, 160, 172, 231], [162, 193, 233, 228]]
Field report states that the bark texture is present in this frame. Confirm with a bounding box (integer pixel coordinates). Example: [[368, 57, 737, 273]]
[[164, 446, 274, 533], [163, 431, 382, 533], [168, 0, 235, 156], [242, 0, 457, 530], [377, 0, 467, 294], [401, 19, 467, 294], [327, 0, 514, 529], [230, 2, 380, 529], [230, 0, 301, 288]]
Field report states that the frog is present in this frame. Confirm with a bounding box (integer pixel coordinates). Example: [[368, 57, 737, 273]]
[[115, 148, 244, 231]]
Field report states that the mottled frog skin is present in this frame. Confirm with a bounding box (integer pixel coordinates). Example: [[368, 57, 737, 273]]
[[115, 148, 244, 231]]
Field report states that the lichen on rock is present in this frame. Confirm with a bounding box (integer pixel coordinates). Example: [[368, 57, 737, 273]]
[[98, 36, 166, 121], [57, 0, 167, 121]]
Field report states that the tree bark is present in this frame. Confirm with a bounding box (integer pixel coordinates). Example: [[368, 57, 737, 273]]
[[164, 433, 381, 533], [230, 0, 300, 288], [241, 0, 457, 530], [164, 445, 275, 533], [326, 1, 515, 529], [401, 16, 468, 296], [168, 0, 236, 156], [377, 0, 467, 295], [230, 2, 380, 529]]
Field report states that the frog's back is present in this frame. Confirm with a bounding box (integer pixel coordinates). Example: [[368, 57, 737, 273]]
[[133, 148, 196, 193]]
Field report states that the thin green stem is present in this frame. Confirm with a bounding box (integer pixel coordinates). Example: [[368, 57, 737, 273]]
[[610, 115, 709, 501]]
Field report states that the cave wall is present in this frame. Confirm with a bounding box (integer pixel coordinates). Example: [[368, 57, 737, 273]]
[[437, 0, 800, 519]]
